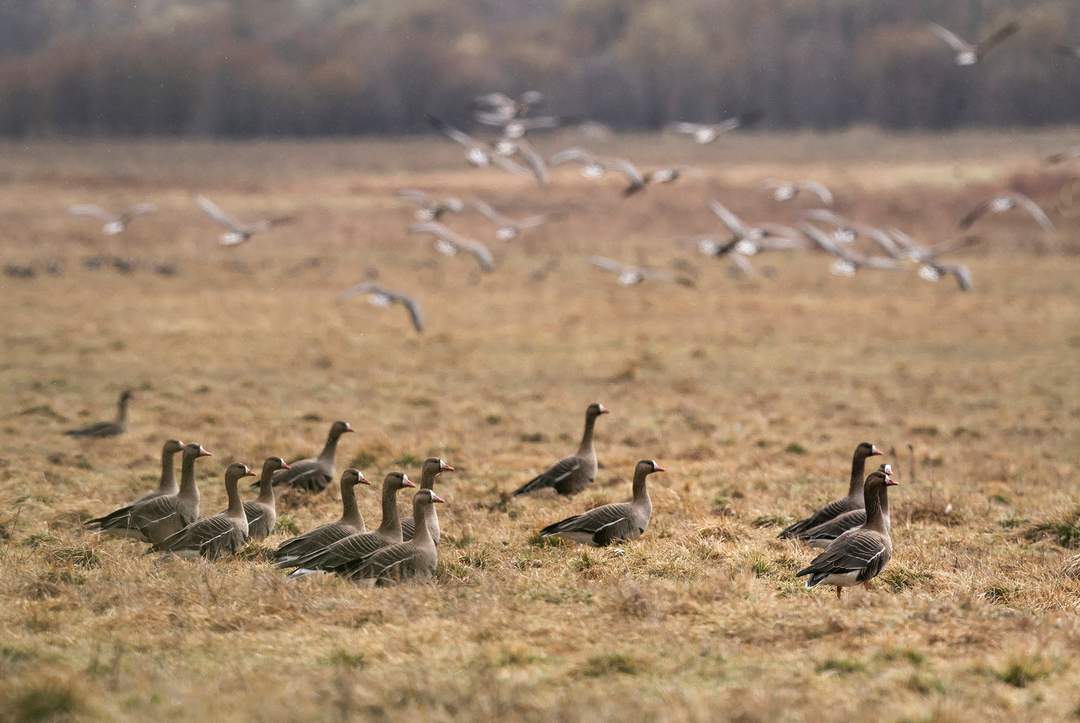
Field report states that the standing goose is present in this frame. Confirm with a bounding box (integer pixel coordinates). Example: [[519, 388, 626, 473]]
[[125, 443, 212, 544], [539, 459, 663, 546], [272, 469, 371, 564], [778, 442, 883, 540], [84, 439, 185, 538], [282, 472, 416, 575], [958, 192, 1054, 231], [929, 21, 1020, 66], [401, 458, 454, 544], [512, 403, 609, 497], [243, 457, 291, 541], [344, 489, 445, 586], [804, 464, 894, 549], [151, 463, 255, 559], [263, 421, 354, 492], [68, 203, 156, 235], [796, 467, 898, 598], [64, 390, 133, 438]]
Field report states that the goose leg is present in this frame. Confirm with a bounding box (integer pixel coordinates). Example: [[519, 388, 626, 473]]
[[835, 586, 843, 600]]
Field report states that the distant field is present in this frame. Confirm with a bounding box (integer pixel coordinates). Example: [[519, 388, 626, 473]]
[[1, 131, 1079, 722]]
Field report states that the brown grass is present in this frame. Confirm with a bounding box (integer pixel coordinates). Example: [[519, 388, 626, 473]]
[[1, 131, 1079, 722]]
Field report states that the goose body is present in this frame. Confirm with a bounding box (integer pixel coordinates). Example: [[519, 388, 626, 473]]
[[64, 390, 133, 438], [539, 460, 663, 546], [512, 403, 608, 496], [804, 464, 894, 549], [266, 421, 353, 492], [345, 490, 444, 586], [400, 458, 454, 544], [243, 457, 289, 541], [151, 463, 254, 559], [272, 469, 369, 564], [779, 443, 882, 540], [84, 439, 184, 539], [114, 443, 211, 544]]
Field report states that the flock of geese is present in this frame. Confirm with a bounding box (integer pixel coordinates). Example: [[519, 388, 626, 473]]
[[73, 396, 899, 596], [46, 21, 1077, 333]]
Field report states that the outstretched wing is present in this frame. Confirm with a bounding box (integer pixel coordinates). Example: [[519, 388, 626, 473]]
[[1008, 193, 1054, 231], [426, 113, 480, 148], [929, 23, 970, 53], [978, 21, 1020, 54], [68, 205, 114, 221], [587, 256, 624, 274], [195, 195, 243, 231]]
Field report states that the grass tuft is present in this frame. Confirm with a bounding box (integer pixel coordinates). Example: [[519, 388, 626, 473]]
[[579, 652, 644, 678], [995, 655, 1057, 688]]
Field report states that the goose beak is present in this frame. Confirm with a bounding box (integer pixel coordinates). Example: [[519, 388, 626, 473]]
[[431, 492, 446, 504], [242, 467, 255, 478], [441, 461, 455, 472], [343, 423, 355, 433], [654, 465, 666, 473], [198, 447, 212, 458], [885, 477, 899, 486], [598, 404, 609, 415], [357, 474, 372, 486], [870, 445, 883, 456], [402, 474, 416, 488], [280, 461, 292, 471]]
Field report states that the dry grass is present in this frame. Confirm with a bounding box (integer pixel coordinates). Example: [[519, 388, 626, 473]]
[[1, 131, 1079, 722]]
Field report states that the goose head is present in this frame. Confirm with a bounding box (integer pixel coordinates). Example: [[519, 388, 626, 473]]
[[225, 462, 255, 483], [386, 472, 417, 491], [340, 468, 371, 488], [856, 442, 884, 459], [162, 439, 184, 455], [586, 402, 610, 419], [636, 459, 666, 476], [261, 456, 291, 477], [329, 420, 355, 439], [183, 443, 212, 460]]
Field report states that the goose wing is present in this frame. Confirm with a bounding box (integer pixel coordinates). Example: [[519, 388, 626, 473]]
[[929, 23, 971, 53], [796, 528, 889, 584], [1007, 192, 1054, 230], [708, 200, 751, 237], [195, 195, 244, 232], [67, 205, 115, 222], [978, 21, 1020, 53]]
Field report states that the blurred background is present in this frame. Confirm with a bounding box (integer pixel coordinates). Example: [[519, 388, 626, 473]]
[[1, 0, 1078, 138]]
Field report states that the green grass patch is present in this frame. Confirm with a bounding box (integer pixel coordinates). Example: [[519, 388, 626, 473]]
[[816, 657, 865, 675], [1025, 509, 1080, 548], [579, 652, 644, 677], [996, 655, 1057, 688]]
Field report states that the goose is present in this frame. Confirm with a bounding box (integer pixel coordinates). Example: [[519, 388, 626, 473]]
[[539, 459, 663, 546], [549, 147, 608, 179], [468, 199, 557, 241], [763, 179, 834, 205], [606, 158, 682, 197], [425, 114, 532, 176], [958, 192, 1054, 231], [929, 21, 1020, 66], [512, 403, 608, 496], [194, 195, 294, 246], [666, 111, 763, 144], [282, 472, 416, 576], [507, 138, 549, 186], [408, 222, 495, 273], [84, 439, 184, 538], [1045, 145, 1080, 165], [796, 466, 897, 598], [272, 469, 371, 564], [150, 463, 255, 559], [800, 209, 859, 244], [260, 421, 354, 493], [64, 390, 133, 438], [343, 489, 445, 586], [710, 201, 807, 248], [397, 190, 465, 222], [779, 442, 883, 540], [917, 260, 974, 291], [401, 458, 454, 544], [67, 203, 156, 235], [488, 115, 564, 139], [472, 90, 545, 124], [244, 457, 291, 541], [799, 224, 902, 276], [804, 464, 894, 549], [587, 256, 685, 287], [107, 443, 212, 544], [339, 282, 424, 333]]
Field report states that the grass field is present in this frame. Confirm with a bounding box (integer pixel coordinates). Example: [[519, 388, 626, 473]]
[[1, 130, 1079, 722]]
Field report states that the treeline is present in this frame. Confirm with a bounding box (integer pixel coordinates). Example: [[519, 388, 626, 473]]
[[1, 0, 1079, 137]]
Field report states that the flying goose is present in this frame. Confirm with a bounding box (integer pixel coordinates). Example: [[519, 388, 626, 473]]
[[709, 201, 807, 249], [67, 203, 156, 235], [929, 21, 1020, 65], [587, 256, 685, 287], [799, 224, 902, 276], [1045, 145, 1080, 165], [471, 90, 545, 124], [150, 462, 255, 559], [195, 195, 294, 246], [539, 459, 664, 546], [763, 179, 834, 205], [468, 199, 557, 241], [958, 192, 1054, 231], [796, 466, 897, 598], [397, 190, 465, 221], [282, 472, 416, 576], [917, 260, 974, 291], [84, 439, 184, 538], [489, 115, 564, 139], [64, 390, 133, 438], [606, 158, 683, 197], [244, 457, 291, 541], [800, 209, 858, 244], [339, 282, 424, 333], [408, 222, 495, 273], [260, 421, 354, 493], [549, 147, 608, 179], [425, 114, 532, 176], [512, 403, 608, 496], [804, 464, 894, 549], [343, 489, 445, 586], [666, 111, 763, 144], [401, 458, 454, 544], [779, 442, 883, 540], [94, 443, 211, 544], [272, 469, 370, 564]]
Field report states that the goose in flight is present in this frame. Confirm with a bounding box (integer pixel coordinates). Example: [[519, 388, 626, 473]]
[[339, 282, 424, 333], [666, 111, 763, 144], [917, 261, 974, 291], [708, 201, 806, 249], [471, 90, 545, 125], [958, 192, 1053, 231], [195, 195, 294, 246], [397, 190, 465, 222], [409, 222, 495, 273], [587, 256, 686, 287], [68, 203, 156, 235], [800, 224, 902, 277], [549, 147, 608, 179], [468, 199, 558, 241], [929, 21, 1020, 65], [763, 179, 834, 205], [426, 114, 532, 177]]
